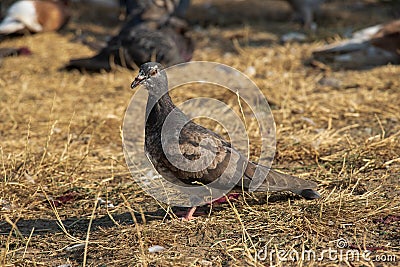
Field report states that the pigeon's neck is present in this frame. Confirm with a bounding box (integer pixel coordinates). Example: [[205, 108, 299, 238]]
[[146, 92, 176, 129]]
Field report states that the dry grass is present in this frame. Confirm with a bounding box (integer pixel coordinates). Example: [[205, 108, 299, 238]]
[[1, 0, 399, 266]]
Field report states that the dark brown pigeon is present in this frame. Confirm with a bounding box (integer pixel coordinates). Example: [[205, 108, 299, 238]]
[[286, 0, 325, 30], [65, 16, 193, 72], [312, 19, 400, 69], [130, 62, 320, 220]]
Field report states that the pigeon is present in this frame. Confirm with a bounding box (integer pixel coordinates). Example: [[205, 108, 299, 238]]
[[286, 0, 325, 30], [312, 19, 400, 69], [65, 17, 193, 72], [130, 62, 320, 220], [0, 0, 70, 35]]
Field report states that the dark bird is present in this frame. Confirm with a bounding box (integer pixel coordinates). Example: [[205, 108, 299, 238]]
[[286, 0, 325, 30], [130, 62, 320, 220], [65, 16, 193, 72], [0, 0, 70, 35], [312, 19, 400, 69]]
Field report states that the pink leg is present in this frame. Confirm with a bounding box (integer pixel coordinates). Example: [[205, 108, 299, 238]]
[[178, 193, 241, 221], [181, 206, 197, 221], [209, 193, 241, 205]]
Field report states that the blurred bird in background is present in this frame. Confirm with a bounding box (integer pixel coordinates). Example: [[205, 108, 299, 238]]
[[65, 0, 193, 71], [313, 19, 400, 69], [0, 0, 70, 35], [286, 0, 325, 30], [65, 17, 193, 71]]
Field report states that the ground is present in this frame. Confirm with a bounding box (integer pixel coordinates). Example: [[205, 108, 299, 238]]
[[0, 0, 399, 266]]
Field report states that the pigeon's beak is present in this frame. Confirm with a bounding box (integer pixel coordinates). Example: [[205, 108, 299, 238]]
[[131, 74, 146, 89]]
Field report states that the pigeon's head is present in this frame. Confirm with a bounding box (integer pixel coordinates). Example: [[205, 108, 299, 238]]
[[131, 62, 168, 96]]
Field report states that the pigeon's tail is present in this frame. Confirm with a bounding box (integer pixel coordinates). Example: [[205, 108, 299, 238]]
[[64, 56, 112, 72], [0, 19, 26, 34], [243, 161, 320, 199]]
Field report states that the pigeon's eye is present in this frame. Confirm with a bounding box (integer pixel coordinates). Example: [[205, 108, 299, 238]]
[[149, 68, 158, 76]]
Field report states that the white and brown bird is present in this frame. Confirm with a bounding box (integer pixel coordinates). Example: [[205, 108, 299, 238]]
[[313, 19, 400, 69], [130, 62, 320, 220], [0, 0, 70, 35]]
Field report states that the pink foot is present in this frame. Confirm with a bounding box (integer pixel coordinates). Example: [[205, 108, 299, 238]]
[[209, 193, 241, 205], [175, 193, 241, 220], [180, 206, 197, 221]]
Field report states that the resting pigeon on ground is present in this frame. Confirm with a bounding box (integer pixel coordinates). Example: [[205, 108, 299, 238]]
[[312, 19, 400, 69], [286, 0, 325, 30], [65, 17, 193, 72], [0, 0, 70, 35], [130, 62, 320, 220]]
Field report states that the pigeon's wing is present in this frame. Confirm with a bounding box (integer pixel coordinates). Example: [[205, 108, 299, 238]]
[[162, 121, 320, 199], [161, 23, 194, 62], [122, 24, 192, 67], [123, 27, 177, 66], [158, 120, 239, 185], [178, 121, 319, 198]]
